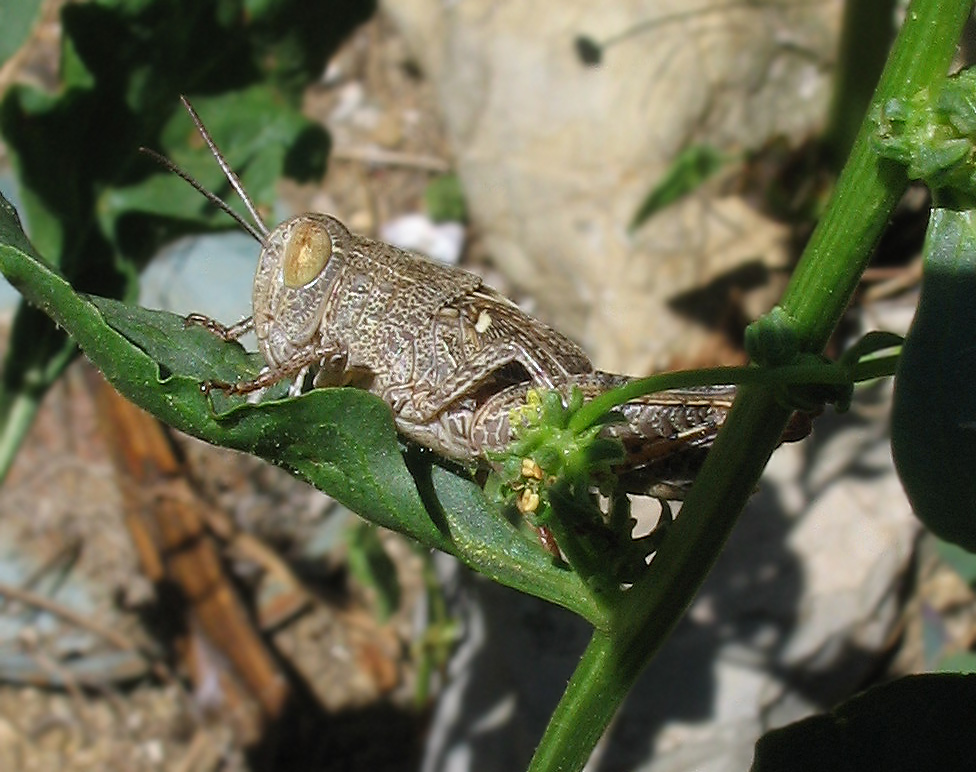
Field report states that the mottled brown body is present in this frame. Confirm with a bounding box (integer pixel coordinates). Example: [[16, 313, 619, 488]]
[[210, 213, 747, 495], [159, 98, 804, 498], [248, 214, 591, 460]]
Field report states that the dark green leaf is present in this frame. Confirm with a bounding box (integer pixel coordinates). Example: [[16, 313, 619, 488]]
[[429, 466, 604, 625], [88, 297, 262, 383], [0, 0, 369, 480], [892, 208, 976, 551], [753, 674, 976, 772], [102, 86, 329, 249]]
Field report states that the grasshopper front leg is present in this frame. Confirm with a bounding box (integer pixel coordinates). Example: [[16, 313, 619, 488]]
[[203, 339, 349, 396], [184, 312, 254, 341]]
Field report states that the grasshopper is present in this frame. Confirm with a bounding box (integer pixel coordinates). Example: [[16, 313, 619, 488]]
[[148, 98, 807, 499]]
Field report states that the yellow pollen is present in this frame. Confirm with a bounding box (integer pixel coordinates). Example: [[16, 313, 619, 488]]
[[521, 458, 544, 480], [517, 489, 540, 514]]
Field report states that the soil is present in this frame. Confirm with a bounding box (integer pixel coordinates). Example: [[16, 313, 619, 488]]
[[0, 7, 451, 771]]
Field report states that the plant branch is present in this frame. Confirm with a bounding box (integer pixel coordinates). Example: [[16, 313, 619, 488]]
[[528, 0, 973, 769]]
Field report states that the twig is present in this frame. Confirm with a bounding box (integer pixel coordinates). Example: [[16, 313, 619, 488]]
[[173, 728, 225, 772], [0, 539, 81, 615], [27, 650, 93, 746], [331, 145, 451, 173], [0, 579, 137, 652]]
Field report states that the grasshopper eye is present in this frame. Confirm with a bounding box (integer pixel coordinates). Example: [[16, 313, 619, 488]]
[[283, 221, 332, 287]]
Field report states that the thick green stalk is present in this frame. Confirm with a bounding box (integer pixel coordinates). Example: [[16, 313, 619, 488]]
[[822, 0, 898, 168], [528, 1, 973, 770], [783, 7, 970, 350], [529, 386, 793, 772]]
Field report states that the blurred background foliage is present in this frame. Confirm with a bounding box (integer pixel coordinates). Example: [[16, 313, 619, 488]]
[[0, 0, 376, 480]]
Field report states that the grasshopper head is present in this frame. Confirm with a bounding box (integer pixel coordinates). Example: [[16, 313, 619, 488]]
[[149, 99, 349, 376], [253, 213, 349, 366]]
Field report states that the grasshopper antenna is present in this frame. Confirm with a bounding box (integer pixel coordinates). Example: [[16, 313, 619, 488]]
[[138, 95, 270, 243], [178, 95, 270, 239], [138, 147, 265, 243]]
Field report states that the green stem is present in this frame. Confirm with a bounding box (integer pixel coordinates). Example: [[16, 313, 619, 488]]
[[569, 353, 901, 435], [0, 325, 76, 482], [822, 0, 898, 169], [528, 1, 972, 769], [532, 388, 792, 772], [783, 3, 971, 351], [569, 368, 740, 432], [0, 391, 42, 481], [524, 631, 629, 771], [851, 352, 902, 382]]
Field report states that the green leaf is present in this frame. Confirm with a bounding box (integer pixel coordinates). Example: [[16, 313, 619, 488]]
[[0, 0, 44, 70], [88, 297, 262, 382], [937, 651, 976, 673], [891, 208, 976, 551], [425, 174, 467, 223], [347, 522, 402, 621], [936, 538, 976, 585], [428, 465, 603, 625], [629, 145, 728, 231], [0, 192, 603, 625], [101, 86, 330, 250]]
